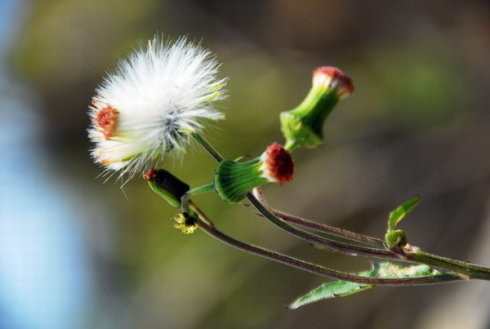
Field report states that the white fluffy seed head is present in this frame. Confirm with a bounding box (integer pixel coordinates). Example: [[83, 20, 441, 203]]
[[88, 36, 227, 181]]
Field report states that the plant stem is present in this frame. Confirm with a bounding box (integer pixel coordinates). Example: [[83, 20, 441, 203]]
[[192, 133, 224, 162], [191, 133, 490, 280], [190, 202, 460, 286], [401, 244, 490, 280], [188, 183, 216, 195], [274, 209, 384, 246], [246, 190, 399, 259], [253, 187, 384, 247], [192, 133, 394, 258]]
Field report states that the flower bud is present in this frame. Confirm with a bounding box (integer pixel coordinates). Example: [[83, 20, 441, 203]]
[[214, 143, 294, 203], [280, 66, 354, 150], [143, 169, 190, 208], [173, 213, 198, 234], [384, 229, 407, 250]]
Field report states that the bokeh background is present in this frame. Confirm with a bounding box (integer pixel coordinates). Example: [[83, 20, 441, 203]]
[[1, 1, 490, 328]]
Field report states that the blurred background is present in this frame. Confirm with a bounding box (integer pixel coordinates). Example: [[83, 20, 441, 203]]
[[1, 0, 490, 328]]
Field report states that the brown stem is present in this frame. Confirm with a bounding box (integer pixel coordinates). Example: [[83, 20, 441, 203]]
[[252, 189, 490, 280], [191, 133, 393, 259], [192, 133, 490, 280], [247, 190, 400, 261], [191, 202, 461, 286], [275, 210, 383, 245], [253, 188, 384, 247]]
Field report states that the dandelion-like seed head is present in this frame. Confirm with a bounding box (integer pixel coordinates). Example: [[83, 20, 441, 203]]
[[88, 36, 227, 180]]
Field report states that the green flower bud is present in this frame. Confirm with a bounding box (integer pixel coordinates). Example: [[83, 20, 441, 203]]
[[384, 229, 407, 249], [214, 143, 294, 203], [280, 66, 354, 150], [143, 169, 190, 208]]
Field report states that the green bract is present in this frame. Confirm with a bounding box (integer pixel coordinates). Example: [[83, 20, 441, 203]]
[[214, 159, 268, 203], [280, 89, 339, 150], [214, 143, 294, 202]]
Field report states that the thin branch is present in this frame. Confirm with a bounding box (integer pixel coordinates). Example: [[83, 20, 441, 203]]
[[275, 210, 383, 245], [192, 133, 400, 261], [253, 188, 384, 247], [192, 133, 224, 162], [254, 188, 490, 280], [246, 190, 400, 260], [192, 133, 490, 280], [400, 244, 490, 280], [191, 202, 461, 286]]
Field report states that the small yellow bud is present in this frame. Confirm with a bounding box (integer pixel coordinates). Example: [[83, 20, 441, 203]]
[[173, 213, 198, 235]]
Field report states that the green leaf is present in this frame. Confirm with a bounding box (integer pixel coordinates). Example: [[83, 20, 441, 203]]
[[388, 196, 421, 230], [289, 262, 441, 309], [289, 269, 374, 309], [289, 271, 374, 309]]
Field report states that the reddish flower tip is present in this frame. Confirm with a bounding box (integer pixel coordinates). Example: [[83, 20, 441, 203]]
[[263, 143, 294, 183], [95, 105, 119, 138], [143, 168, 157, 181], [313, 66, 354, 98]]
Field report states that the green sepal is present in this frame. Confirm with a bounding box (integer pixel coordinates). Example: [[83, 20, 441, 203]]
[[280, 87, 339, 151], [214, 159, 268, 203], [146, 169, 190, 208]]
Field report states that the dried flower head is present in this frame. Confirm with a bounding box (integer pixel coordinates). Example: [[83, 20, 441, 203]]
[[261, 143, 295, 183], [88, 36, 227, 180]]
